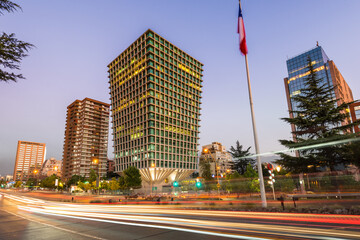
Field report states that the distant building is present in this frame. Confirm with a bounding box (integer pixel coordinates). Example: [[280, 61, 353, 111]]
[[349, 100, 360, 133], [284, 45, 354, 139], [13, 141, 46, 182], [199, 142, 233, 177], [0, 175, 13, 182], [41, 158, 62, 177], [62, 98, 110, 180], [108, 29, 203, 186], [107, 159, 115, 174]]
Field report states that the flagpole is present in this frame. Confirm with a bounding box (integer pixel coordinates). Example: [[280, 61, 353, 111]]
[[244, 54, 267, 208], [240, 0, 267, 208]]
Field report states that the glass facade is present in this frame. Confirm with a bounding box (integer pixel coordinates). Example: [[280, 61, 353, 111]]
[[108, 29, 203, 176], [286, 46, 334, 114]]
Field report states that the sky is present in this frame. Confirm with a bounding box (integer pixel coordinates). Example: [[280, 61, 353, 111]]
[[1, 0, 360, 176]]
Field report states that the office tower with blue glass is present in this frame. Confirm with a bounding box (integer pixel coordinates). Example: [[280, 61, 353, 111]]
[[284, 45, 353, 137], [108, 29, 203, 188]]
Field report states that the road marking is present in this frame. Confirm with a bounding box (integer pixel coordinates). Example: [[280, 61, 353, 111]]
[[2, 209, 107, 240], [19, 205, 352, 240]]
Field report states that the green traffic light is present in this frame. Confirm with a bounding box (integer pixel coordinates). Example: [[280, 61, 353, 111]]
[[173, 181, 179, 187], [196, 182, 202, 188]]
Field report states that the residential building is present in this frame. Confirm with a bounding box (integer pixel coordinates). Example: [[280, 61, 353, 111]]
[[284, 45, 354, 138], [62, 98, 110, 181], [107, 159, 115, 174], [0, 175, 13, 182], [41, 157, 62, 177], [13, 141, 46, 182], [199, 142, 233, 177], [108, 29, 203, 186], [349, 100, 360, 133]]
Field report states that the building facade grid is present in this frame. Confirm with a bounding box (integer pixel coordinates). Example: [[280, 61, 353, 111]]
[[108, 29, 203, 183]]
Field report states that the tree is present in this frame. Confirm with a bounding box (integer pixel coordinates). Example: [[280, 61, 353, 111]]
[[14, 181, 22, 188], [26, 178, 37, 187], [109, 178, 120, 192], [243, 164, 260, 194], [199, 160, 213, 181], [0, 0, 33, 82], [40, 174, 58, 189], [229, 141, 254, 175], [276, 57, 359, 173], [225, 171, 245, 197], [118, 175, 126, 190], [66, 175, 85, 187], [343, 140, 360, 168], [89, 169, 98, 183], [123, 166, 142, 189], [78, 182, 92, 192]]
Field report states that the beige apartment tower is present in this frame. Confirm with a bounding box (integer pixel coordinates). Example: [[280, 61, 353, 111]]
[[13, 141, 46, 182], [108, 29, 203, 186], [200, 142, 233, 177], [62, 98, 110, 180]]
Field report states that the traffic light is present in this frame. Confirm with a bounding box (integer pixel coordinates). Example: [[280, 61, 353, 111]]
[[195, 181, 202, 188], [173, 181, 179, 187]]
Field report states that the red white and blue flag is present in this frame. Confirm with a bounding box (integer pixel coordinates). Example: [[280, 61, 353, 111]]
[[237, 3, 248, 55]]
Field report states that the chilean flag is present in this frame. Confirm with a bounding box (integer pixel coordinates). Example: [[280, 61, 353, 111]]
[[237, 4, 248, 55]]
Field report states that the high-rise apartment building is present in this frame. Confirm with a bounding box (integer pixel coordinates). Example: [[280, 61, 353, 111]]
[[62, 98, 110, 180], [199, 142, 233, 177], [108, 29, 203, 186], [284, 45, 354, 136], [13, 141, 46, 182]]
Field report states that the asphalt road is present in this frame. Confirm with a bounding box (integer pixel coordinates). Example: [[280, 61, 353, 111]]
[[1, 193, 360, 240]]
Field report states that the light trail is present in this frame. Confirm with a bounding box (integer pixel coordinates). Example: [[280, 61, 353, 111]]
[[18, 204, 359, 239], [4, 193, 360, 240], [240, 137, 360, 159]]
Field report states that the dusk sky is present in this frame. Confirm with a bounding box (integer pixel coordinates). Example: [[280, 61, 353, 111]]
[[1, 0, 360, 176]]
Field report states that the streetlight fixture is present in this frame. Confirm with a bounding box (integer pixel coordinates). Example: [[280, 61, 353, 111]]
[[150, 162, 156, 195], [33, 169, 39, 188], [202, 147, 221, 200], [92, 158, 100, 194]]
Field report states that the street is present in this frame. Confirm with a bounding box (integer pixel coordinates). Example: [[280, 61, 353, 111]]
[[1, 193, 360, 240]]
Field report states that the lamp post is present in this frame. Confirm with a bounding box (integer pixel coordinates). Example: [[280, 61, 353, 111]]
[[92, 159, 100, 195], [203, 147, 221, 200], [151, 162, 155, 196], [33, 169, 39, 188]]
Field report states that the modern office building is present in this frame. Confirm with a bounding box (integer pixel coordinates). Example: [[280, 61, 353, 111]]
[[13, 141, 46, 182], [41, 157, 62, 177], [108, 29, 203, 186], [349, 100, 360, 133], [199, 142, 233, 177], [284, 45, 354, 137], [62, 98, 110, 181]]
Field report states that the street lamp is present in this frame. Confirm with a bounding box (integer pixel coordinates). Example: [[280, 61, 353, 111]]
[[202, 147, 221, 200], [33, 169, 39, 187], [92, 158, 100, 194], [150, 162, 156, 195]]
